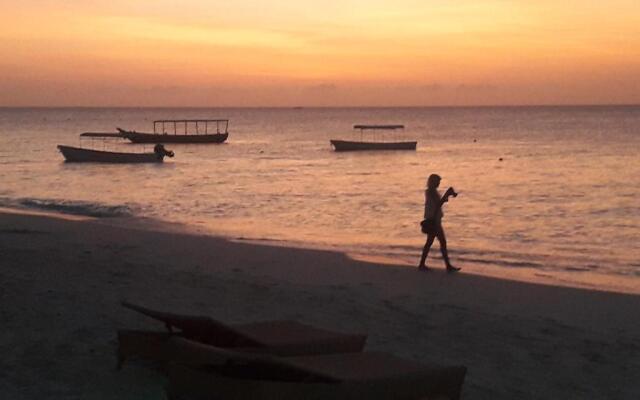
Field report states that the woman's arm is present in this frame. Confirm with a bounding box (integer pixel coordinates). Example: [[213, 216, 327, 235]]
[[425, 187, 457, 218], [437, 187, 457, 208]]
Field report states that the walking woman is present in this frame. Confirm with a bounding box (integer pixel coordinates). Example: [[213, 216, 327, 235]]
[[418, 174, 460, 272]]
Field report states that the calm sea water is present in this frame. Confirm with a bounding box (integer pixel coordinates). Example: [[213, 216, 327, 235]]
[[1, 107, 639, 293]]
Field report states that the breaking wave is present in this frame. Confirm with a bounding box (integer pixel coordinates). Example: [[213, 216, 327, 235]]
[[0, 197, 133, 218]]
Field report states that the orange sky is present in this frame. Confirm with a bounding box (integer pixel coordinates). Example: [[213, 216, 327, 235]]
[[1, 1, 639, 106]]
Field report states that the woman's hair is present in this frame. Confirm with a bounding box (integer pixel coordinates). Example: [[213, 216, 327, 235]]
[[427, 174, 441, 190]]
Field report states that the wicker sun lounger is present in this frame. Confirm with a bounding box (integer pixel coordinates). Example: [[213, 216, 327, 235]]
[[164, 337, 467, 400], [117, 302, 367, 369]]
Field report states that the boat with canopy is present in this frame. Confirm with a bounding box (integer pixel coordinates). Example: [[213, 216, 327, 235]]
[[330, 125, 417, 151], [57, 132, 174, 163], [118, 119, 229, 144]]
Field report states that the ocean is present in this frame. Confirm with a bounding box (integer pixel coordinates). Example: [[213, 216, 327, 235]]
[[1, 106, 638, 293]]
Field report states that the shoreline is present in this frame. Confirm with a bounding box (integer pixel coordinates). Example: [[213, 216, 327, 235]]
[[1, 209, 639, 399], [94, 208, 640, 295], [3, 204, 638, 295]]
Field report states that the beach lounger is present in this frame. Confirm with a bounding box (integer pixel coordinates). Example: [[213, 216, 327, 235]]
[[164, 337, 467, 400], [117, 302, 367, 369]]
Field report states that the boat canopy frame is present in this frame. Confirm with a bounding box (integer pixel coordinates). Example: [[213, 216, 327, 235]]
[[352, 124, 405, 142], [79, 132, 126, 151], [80, 132, 126, 138], [153, 119, 229, 135], [78, 131, 152, 152]]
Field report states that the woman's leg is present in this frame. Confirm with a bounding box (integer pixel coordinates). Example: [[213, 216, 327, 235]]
[[436, 226, 460, 271], [418, 233, 436, 269]]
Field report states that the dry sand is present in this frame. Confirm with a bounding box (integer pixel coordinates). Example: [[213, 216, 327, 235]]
[[1, 210, 639, 399]]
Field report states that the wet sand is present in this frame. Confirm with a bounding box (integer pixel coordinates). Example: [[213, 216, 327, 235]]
[[1, 210, 639, 399]]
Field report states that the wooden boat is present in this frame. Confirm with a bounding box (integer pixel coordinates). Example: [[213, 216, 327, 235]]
[[58, 143, 174, 163], [330, 139, 417, 151], [331, 125, 417, 152], [118, 119, 229, 144]]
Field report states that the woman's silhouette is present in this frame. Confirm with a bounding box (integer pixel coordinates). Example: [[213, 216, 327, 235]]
[[418, 174, 460, 272]]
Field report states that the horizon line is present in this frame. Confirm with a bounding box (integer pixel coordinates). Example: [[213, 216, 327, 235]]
[[1, 103, 639, 109]]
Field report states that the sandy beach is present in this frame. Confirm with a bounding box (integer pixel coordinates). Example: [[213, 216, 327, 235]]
[[1, 209, 639, 399]]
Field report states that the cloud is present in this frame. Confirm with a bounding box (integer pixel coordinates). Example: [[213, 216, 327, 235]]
[[455, 83, 499, 92], [305, 83, 338, 92]]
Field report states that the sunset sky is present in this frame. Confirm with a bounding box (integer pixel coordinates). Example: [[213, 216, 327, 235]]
[[1, 1, 639, 106]]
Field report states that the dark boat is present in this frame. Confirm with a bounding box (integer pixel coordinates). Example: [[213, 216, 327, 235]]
[[330, 125, 416, 152], [118, 119, 229, 144], [330, 139, 417, 151], [57, 144, 174, 163]]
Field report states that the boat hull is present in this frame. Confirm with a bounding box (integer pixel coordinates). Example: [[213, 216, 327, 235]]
[[57, 145, 164, 163], [120, 130, 228, 144], [330, 140, 417, 152]]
